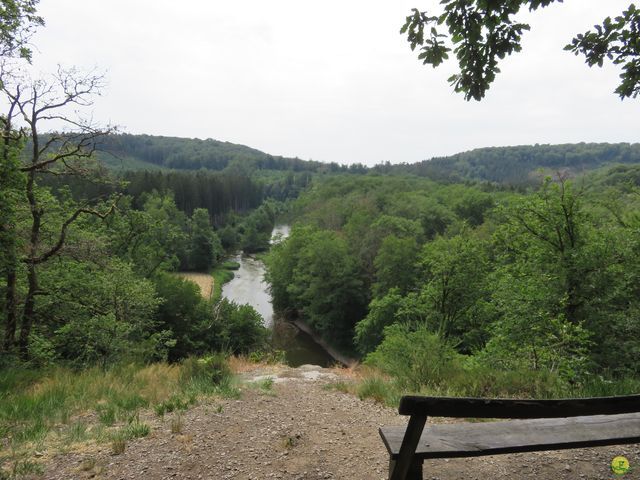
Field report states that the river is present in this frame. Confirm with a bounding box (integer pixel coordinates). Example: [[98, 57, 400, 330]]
[[221, 225, 335, 367]]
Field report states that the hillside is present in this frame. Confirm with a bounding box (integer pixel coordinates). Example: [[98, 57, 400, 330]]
[[94, 134, 337, 173], [41, 363, 638, 480], [384, 143, 640, 184], [95, 134, 640, 186]]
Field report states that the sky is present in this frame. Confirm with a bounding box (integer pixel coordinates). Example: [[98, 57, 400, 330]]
[[30, 0, 638, 166]]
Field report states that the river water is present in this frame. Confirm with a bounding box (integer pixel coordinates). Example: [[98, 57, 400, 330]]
[[221, 225, 334, 367]]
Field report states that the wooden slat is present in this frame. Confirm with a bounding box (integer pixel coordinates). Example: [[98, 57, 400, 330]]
[[398, 394, 640, 418], [380, 412, 640, 460]]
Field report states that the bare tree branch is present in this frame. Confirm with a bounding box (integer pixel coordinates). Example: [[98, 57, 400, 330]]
[[28, 197, 120, 265]]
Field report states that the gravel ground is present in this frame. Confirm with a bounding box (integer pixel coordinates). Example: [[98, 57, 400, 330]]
[[42, 364, 639, 479]]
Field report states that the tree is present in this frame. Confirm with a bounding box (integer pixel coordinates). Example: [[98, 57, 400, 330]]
[[496, 176, 588, 326], [0, 89, 24, 351], [372, 235, 419, 298], [402, 1, 640, 100], [0, 66, 117, 356], [354, 289, 404, 354], [416, 233, 491, 349], [484, 176, 600, 378], [266, 226, 367, 347], [0, 0, 44, 61], [0, 0, 43, 351], [187, 208, 222, 271], [52, 259, 164, 367], [106, 193, 187, 277]]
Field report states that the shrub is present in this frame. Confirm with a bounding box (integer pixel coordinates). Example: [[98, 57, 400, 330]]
[[365, 324, 464, 391]]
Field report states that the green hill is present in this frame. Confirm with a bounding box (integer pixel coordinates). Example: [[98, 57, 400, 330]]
[[382, 143, 640, 184], [94, 134, 640, 186], [95, 133, 335, 173]]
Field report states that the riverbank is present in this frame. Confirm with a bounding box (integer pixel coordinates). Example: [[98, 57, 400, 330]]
[[292, 319, 358, 368]]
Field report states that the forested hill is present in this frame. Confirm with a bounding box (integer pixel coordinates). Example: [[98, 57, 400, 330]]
[[379, 143, 640, 184], [95, 133, 351, 173], [97, 136, 640, 185]]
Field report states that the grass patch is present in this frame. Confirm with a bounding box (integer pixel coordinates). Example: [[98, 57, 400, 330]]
[[123, 421, 150, 440], [1, 458, 44, 478], [254, 377, 275, 395], [63, 421, 89, 444], [357, 376, 401, 406], [211, 268, 235, 303], [0, 354, 239, 465], [170, 415, 183, 434], [154, 395, 193, 417], [247, 350, 286, 365], [220, 260, 240, 270], [111, 436, 126, 455], [323, 380, 355, 394], [347, 362, 640, 410]]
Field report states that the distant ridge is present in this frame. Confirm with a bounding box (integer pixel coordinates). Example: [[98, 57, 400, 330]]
[[94, 134, 640, 184], [94, 133, 341, 173], [379, 143, 640, 184]]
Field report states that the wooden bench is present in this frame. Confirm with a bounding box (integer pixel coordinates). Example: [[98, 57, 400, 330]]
[[379, 394, 640, 480]]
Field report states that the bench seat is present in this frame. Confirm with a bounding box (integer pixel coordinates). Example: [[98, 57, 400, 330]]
[[380, 412, 640, 459]]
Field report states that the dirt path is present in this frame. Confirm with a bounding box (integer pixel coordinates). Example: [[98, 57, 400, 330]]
[[43, 364, 639, 479]]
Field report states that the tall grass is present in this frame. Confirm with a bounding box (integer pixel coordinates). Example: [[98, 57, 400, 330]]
[[0, 354, 237, 456], [343, 365, 640, 409]]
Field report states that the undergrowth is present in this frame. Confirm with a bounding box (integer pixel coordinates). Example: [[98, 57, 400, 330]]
[[334, 365, 640, 409], [0, 353, 239, 475]]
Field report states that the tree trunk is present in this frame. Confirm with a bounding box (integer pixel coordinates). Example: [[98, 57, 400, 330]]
[[18, 262, 37, 358], [1, 103, 19, 352], [19, 168, 40, 359], [3, 268, 17, 350]]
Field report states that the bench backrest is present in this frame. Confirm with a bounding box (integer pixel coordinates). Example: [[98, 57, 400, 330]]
[[399, 394, 640, 418]]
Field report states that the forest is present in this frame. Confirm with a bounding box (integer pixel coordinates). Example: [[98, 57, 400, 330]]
[[93, 133, 355, 174], [4, 110, 640, 387], [385, 143, 640, 184], [266, 167, 640, 398]]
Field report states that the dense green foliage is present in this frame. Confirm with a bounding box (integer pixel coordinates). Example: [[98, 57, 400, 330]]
[[382, 143, 640, 184], [402, 1, 640, 100], [0, 180, 269, 366], [82, 133, 640, 191], [267, 169, 640, 395], [95, 133, 352, 174], [92, 134, 640, 191]]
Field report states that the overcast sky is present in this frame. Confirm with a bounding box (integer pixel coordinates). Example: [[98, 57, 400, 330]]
[[31, 0, 638, 165]]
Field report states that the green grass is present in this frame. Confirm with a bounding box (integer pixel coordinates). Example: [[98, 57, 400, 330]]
[[252, 377, 275, 396], [0, 355, 238, 466], [211, 266, 235, 303], [357, 376, 402, 406], [220, 260, 240, 270], [122, 420, 150, 440], [153, 395, 193, 417], [349, 365, 640, 409], [64, 421, 89, 444]]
